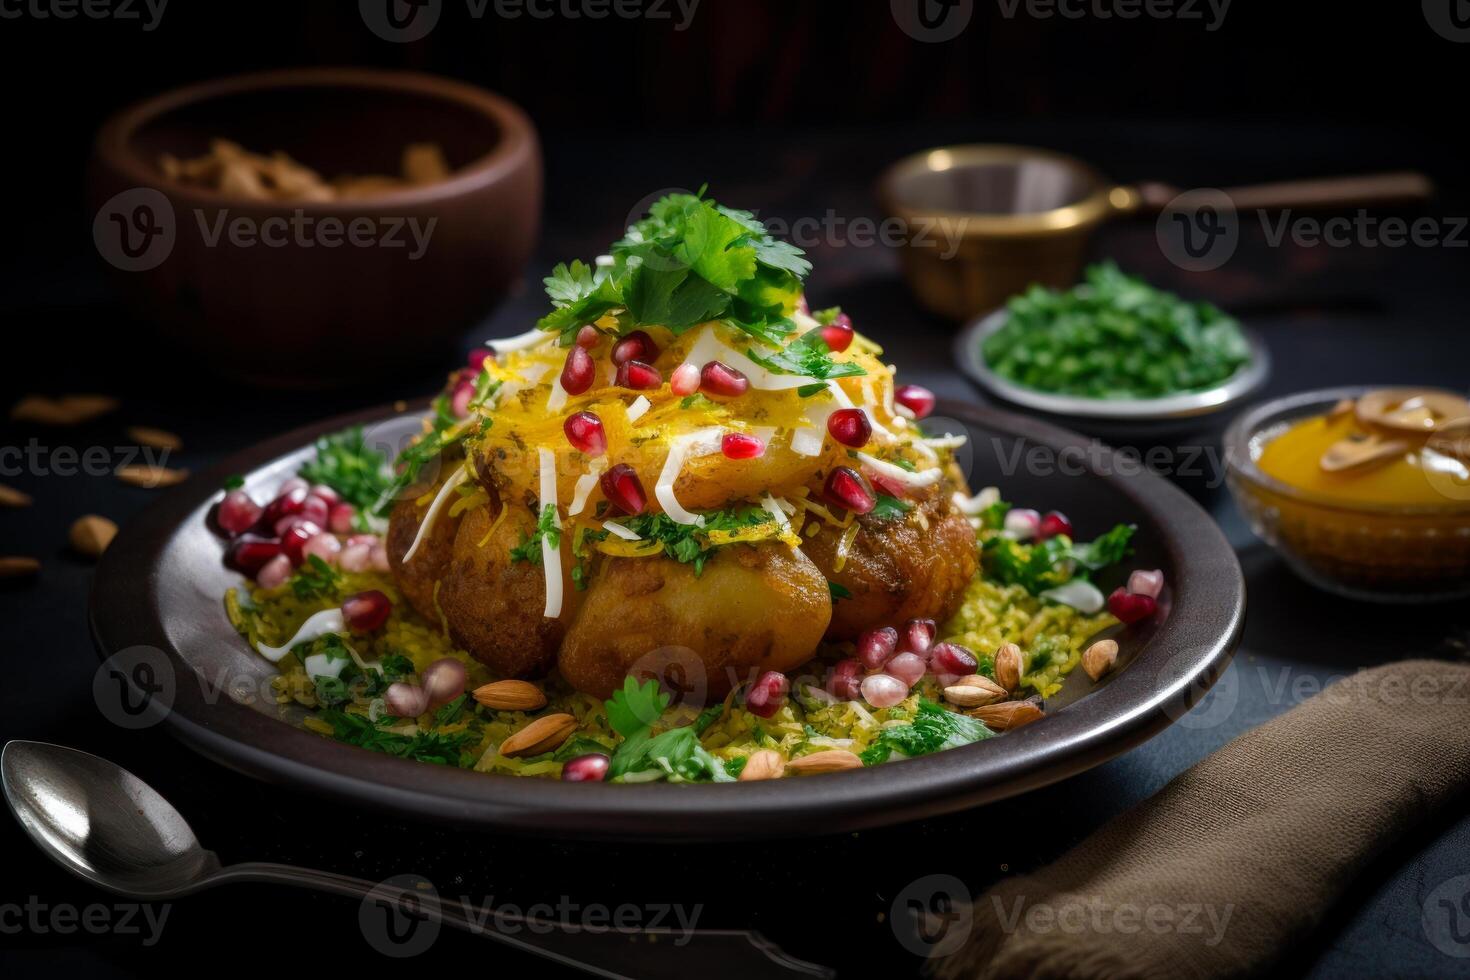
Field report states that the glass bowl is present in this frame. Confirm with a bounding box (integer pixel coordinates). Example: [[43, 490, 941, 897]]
[[1225, 386, 1470, 603]]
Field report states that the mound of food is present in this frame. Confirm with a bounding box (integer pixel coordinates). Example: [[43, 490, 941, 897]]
[[385, 191, 977, 699]]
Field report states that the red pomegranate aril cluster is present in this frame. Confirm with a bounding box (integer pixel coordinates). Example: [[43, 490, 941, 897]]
[[615, 359, 662, 390], [600, 464, 647, 515], [721, 432, 765, 460], [281, 521, 324, 566], [261, 481, 308, 526], [900, 618, 936, 656], [820, 313, 854, 353], [744, 670, 790, 718], [839, 617, 984, 710], [561, 345, 596, 395], [466, 347, 493, 372], [342, 590, 392, 633], [894, 384, 935, 420], [218, 490, 263, 535], [564, 411, 608, 457], [611, 330, 658, 366], [930, 642, 977, 675], [450, 378, 476, 418], [823, 466, 876, 515], [827, 408, 872, 448], [227, 535, 281, 574], [1038, 510, 1074, 541], [700, 361, 749, 398]]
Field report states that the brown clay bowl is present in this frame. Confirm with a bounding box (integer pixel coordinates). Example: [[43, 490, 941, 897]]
[[89, 68, 541, 387]]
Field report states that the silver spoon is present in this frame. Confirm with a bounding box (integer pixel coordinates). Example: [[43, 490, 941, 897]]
[[2, 740, 832, 979]]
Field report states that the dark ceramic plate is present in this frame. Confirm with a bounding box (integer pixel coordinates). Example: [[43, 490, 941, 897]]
[[89, 399, 1244, 840]]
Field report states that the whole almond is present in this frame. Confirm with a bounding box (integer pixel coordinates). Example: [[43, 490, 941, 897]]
[[738, 749, 786, 781], [70, 515, 118, 558], [473, 679, 548, 712], [994, 642, 1024, 692], [1082, 638, 1120, 681], [0, 556, 41, 579], [944, 678, 1008, 708], [116, 465, 189, 488], [0, 484, 32, 508], [11, 393, 118, 426], [970, 700, 1044, 732], [499, 713, 577, 758], [126, 426, 183, 452], [786, 749, 863, 775]]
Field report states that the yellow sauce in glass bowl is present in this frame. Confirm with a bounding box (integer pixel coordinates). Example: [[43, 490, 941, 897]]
[[1227, 387, 1470, 602]]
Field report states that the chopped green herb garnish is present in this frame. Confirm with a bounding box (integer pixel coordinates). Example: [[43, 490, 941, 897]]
[[828, 581, 853, 602], [982, 523, 1136, 594], [870, 494, 913, 521], [860, 699, 994, 765], [618, 506, 774, 576], [318, 709, 480, 766], [223, 474, 245, 491], [289, 555, 341, 600], [509, 505, 562, 565], [298, 426, 392, 513]]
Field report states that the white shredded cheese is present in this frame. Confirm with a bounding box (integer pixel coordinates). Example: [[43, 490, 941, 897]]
[[402, 466, 470, 563], [656, 427, 724, 525], [953, 486, 1001, 516], [856, 451, 944, 488], [791, 426, 824, 457], [594, 254, 615, 268], [567, 458, 606, 517], [602, 520, 642, 541], [761, 494, 793, 536], [626, 395, 651, 422], [498, 362, 551, 402], [539, 447, 563, 619], [546, 376, 569, 413], [488, 327, 557, 354], [922, 433, 969, 450]]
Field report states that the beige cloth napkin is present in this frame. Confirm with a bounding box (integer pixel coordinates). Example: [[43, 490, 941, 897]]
[[931, 658, 1470, 980]]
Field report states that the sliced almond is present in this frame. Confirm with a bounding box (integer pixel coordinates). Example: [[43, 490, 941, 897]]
[[69, 515, 118, 558], [472, 679, 548, 712], [1082, 639, 1120, 681], [1320, 435, 1407, 473], [0, 556, 41, 579], [994, 642, 1024, 692], [944, 677, 1008, 708], [499, 713, 577, 758], [786, 749, 863, 775], [126, 426, 183, 452], [738, 749, 786, 781], [116, 465, 189, 488], [0, 484, 32, 508], [970, 700, 1044, 732], [11, 394, 119, 426]]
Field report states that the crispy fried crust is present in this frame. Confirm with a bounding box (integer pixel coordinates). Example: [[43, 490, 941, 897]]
[[557, 542, 832, 700], [385, 482, 464, 622]]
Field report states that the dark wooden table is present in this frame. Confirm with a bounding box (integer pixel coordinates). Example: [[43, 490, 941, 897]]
[[3, 123, 1468, 978]]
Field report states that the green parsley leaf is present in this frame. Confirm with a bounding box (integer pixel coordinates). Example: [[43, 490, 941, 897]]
[[298, 426, 392, 512], [223, 474, 245, 491], [289, 555, 342, 600], [828, 581, 853, 602], [870, 494, 914, 521], [605, 677, 669, 739], [509, 505, 562, 565], [860, 699, 994, 765]]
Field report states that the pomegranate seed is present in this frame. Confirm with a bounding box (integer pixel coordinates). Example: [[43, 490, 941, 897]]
[[1004, 508, 1041, 540], [900, 618, 936, 656], [561, 345, 596, 395], [1108, 587, 1158, 624], [450, 379, 476, 418], [217, 490, 262, 536], [826, 408, 873, 448], [823, 466, 876, 515], [255, 553, 293, 589], [721, 432, 765, 459], [342, 590, 392, 633], [575, 325, 601, 349], [369, 540, 391, 573], [887, 652, 927, 687], [856, 626, 899, 670], [867, 470, 909, 499], [615, 359, 662, 390], [328, 502, 356, 534], [339, 541, 373, 573], [700, 361, 749, 398], [227, 535, 282, 575], [385, 682, 430, 718], [301, 532, 342, 565], [1128, 569, 1165, 599], [562, 753, 610, 782], [281, 521, 324, 566], [861, 673, 909, 709], [277, 476, 308, 497], [930, 642, 978, 675], [346, 534, 379, 548], [261, 483, 308, 526], [600, 464, 647, 515], [894, 384, 935, 420], [826, 659, 864, 701], [745, 670, 790, 718], [612, 330, 658, 366], [1038, 510, 1074, 541], [670, 362, 701, 396], [467, 347, 493, 372], [422, 658, 467, 707], [309, 484, 342, 508], [300, 494, 330, 527], [564, 411, 608, 457], [820, 313, 854, 353]]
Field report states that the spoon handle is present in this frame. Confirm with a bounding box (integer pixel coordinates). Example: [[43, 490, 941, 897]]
[[210, 862, 830, 979]]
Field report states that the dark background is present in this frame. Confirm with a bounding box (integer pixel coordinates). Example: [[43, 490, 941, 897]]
[[3, 2, 1469, 978]]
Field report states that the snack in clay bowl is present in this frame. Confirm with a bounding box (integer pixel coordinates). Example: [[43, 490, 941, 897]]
[[213, 191, 1161, 783]]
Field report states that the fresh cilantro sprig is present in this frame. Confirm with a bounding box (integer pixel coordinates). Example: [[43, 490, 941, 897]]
[[869, 494, 913, 521], [744, 326, 866, 381], [603, 678, 732, 783], [618, 506, 773, 576], [318, 709, 480, 766], [289, 554, 342, 600], [509, 505, 561, 564], [983, 523, 1136, 595], [860, 699, 994, 765]]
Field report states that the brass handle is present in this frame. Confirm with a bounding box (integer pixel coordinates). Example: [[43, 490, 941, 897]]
[[1131, 172, 1434, 213]]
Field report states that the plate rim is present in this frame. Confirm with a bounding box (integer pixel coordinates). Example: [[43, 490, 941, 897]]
[[89, 398, 1244, 841]]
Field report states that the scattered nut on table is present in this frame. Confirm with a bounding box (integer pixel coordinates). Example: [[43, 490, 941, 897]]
[[116, 465, 190, 488], [126, 426, 184, 452], [0, 557, 41, 579], [10, 394, 119, 426], [0, 484, 32, 508], [70, 515, 119, 559]]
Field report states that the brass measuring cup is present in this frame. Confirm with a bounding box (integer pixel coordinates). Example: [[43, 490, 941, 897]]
[[877, 144, 1433, 320]]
